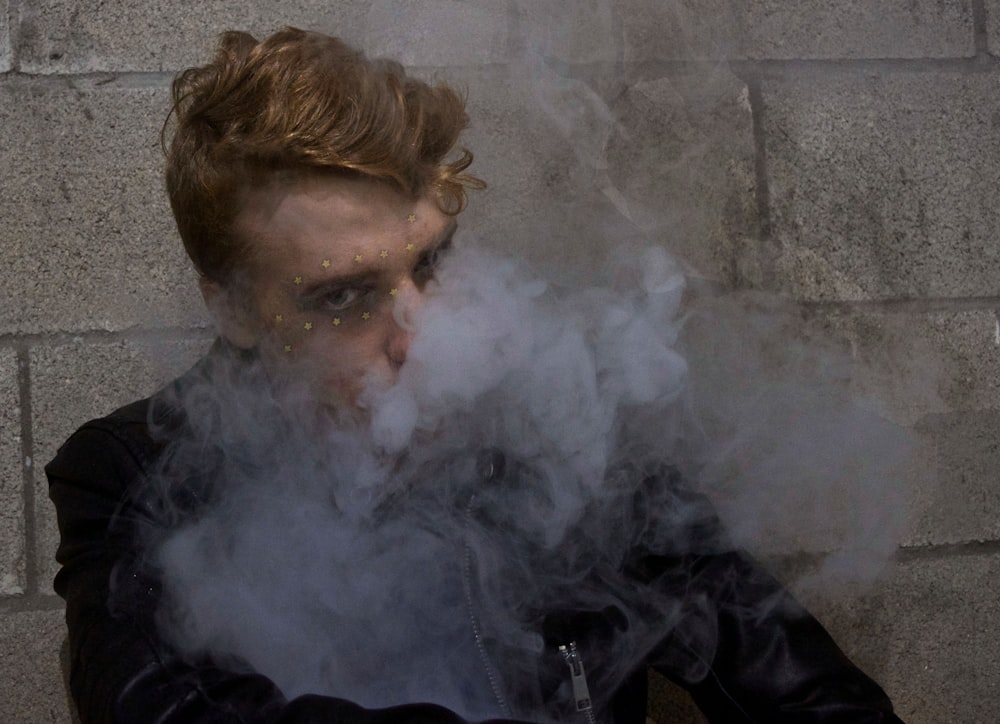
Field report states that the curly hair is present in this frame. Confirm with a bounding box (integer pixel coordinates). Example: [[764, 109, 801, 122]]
[[164, 27, 485, 281]]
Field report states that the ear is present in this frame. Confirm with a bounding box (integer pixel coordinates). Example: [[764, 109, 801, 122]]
[[198, 276, 258, 350]]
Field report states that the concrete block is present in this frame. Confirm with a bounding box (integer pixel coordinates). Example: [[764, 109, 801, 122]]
[[512, 0, 624, 65], [676, 294, 918, 565], [0, 77, 207, 335], [761, 308, 1000, 547], [454, 65, 616, 276], [619, 0, 749, 61], [456, 65, 757, 285], [0, 349, 25, 595], [905, 410, 1000, 546], [922, 311, 1000, 412], [738, 0, 975, 60], [0, 608, 73, 723], [16, 1, 365, 74], [833, 310, 1000, 424], [362, 0, 511, 67], [807, 309, 1000, 547], [0, 0, 10, 73], [805, 551, 1000, 724], [763, 71, 1000, 301], [604, 72, 758, 283], [16, 0, 510, 74], [619, 0, 974, 61], [986, 0, 1000, 57], [31, 337, 211, 592]]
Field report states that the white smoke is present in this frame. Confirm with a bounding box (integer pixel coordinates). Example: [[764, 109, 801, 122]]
[[146, 243, 699, 717], [140, 239, 911, 721], [676, 289, 913, 589], [136, 2, 914, 719]]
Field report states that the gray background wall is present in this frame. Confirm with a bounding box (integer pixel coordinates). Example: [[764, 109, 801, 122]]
[[1, 1, 998, 721]]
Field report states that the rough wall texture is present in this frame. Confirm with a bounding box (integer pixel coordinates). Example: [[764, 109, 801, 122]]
[[1, 1, 997, 722]]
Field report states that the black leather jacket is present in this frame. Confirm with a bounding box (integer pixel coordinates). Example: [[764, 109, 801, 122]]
[[47, 345, 903, 724]]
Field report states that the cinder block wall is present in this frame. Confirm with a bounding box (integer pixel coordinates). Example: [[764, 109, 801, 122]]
[[2, 2, 998, 722]]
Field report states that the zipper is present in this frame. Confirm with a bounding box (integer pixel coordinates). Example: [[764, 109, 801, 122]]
[[462, 492, 513, 717], [559, 641, 597, 724]]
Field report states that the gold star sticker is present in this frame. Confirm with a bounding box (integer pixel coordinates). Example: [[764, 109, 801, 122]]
[[380, 249, 389, 259], [304, 322, 313, 331], [405, 243, 415, 252], [407, 214, 416, 223], [321, 259, 331, 269], [284, 344, 293, 353], [274, 314, 283, 323], [389, 288, 398, 297], [354, 254, 363, 263], [361, 311, 371, 321], [293, 276, 303, 285], [332, 317, 341, 326]]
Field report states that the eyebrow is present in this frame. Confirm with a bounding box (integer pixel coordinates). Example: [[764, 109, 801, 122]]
[[296, 220, 459, 298]]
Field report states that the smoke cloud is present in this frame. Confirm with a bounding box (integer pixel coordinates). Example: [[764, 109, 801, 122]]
[[133, 239, 911, 721], [129, 2, 914, 720]]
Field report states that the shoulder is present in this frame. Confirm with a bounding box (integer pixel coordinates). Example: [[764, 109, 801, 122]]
[[45, 397, 157, 493], [44, 346, 219, 493]]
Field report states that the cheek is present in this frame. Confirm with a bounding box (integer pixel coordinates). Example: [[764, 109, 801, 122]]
[[260, 341, 358, 410], [289, 326, 393, 404]]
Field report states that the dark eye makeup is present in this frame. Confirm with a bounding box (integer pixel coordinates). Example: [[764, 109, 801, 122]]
[[414, 238, 452, 283]]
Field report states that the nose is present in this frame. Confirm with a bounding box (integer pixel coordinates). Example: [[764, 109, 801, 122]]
[[386, 280, 423, 369]]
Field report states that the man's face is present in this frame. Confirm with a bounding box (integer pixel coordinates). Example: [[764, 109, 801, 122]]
[[222, 173, 456, 410]]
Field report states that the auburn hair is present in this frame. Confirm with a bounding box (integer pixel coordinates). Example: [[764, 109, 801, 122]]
[[163, 27, 484, 281]]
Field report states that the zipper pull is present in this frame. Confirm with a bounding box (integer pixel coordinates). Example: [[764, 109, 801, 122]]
[[558, 641, 593, 714]]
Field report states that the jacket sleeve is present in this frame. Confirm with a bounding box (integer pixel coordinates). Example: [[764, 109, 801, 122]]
[[629, 471, 904, 723], [46, 422, 525, 724]]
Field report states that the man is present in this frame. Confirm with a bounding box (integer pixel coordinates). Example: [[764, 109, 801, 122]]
[[47, 27, 903, 723]]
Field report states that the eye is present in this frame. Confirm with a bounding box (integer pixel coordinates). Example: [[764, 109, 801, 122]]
[[322, 287, 368, 311], [414, 244, 450, 283]]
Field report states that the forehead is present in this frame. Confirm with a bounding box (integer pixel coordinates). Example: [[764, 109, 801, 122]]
[[234, 174, 451, 272]]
